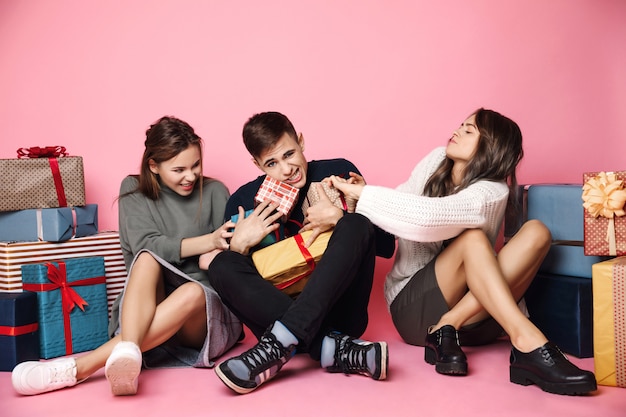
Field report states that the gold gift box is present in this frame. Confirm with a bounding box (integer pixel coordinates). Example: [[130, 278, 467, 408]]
[[252, 230, 332, 296], [592, 256, 626, 387]]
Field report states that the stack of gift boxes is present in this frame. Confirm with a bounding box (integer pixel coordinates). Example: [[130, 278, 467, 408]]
[[508, 171, 626, 388], [0, 147, 127, 371]]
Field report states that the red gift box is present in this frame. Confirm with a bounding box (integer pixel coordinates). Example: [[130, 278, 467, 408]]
[[254, 176, 299, 218], [582, 171, 626, 256]]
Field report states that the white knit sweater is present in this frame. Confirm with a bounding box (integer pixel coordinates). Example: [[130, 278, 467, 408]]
[[356, 147, 510, 307]]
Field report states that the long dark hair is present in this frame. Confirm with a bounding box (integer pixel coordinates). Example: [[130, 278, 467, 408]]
[[122, 116, 206, 201], [424, 108, 523, 210]]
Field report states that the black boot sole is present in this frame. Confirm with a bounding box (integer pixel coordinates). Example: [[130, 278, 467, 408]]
[[424, 346, 468, 376], [510, 367, 597, 395]]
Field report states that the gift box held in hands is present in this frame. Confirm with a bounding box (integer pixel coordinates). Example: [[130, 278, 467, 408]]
[[252, 230, 332, 296], [301, 182, 355, 216], [582, 171, 626, 256], [0, 292, 40, 371], [0, 147, 86, 212], [0, 204, 98, 242], [592, 257, 626, 387], [254, 176, 299, 219], [21, 257, 109, 359], [231, 209, 284, 249]]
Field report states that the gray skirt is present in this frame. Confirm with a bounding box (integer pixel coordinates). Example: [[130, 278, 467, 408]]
[[108, 249, 242, 368], [389, 256, 504, 347]]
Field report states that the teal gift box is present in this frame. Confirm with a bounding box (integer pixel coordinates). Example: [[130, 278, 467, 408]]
[[231, 209, 284, 249], [21, 257, 109, 359], [0, 204, 98, 242]]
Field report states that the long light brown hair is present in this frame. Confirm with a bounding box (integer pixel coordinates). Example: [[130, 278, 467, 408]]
[[424, 108, 523, 211]]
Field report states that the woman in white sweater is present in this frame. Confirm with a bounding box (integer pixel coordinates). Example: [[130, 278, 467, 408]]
[[329, 108, 596, 395]]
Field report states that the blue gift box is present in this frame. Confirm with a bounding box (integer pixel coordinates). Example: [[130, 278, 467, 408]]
[[21, 257, 109, 359], [540, 244, 610, 278], [0, 204, 98, 242], [231, 209, 284, 249], [527, 184, 583, 241], [524, 273, 593, 358], [0, 292, 40, 371]]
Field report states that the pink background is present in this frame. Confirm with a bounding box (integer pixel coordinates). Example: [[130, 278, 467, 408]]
[[1, 0, 625, 231]]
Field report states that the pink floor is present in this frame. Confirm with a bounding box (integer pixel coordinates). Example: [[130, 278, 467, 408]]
[[2, 261, 625, 417]]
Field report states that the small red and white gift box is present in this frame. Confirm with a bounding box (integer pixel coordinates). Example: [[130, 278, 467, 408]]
[[254, 176, 299, 218]]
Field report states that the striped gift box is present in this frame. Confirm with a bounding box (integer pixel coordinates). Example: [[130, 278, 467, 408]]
[[0, 231, 127, 317], [254, 176, 299, 218]]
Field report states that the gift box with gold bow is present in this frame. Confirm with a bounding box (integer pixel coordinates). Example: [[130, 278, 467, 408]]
[[0, 146, 86, 212], [21, 257, 109, 359], [252, 230, 332, 296], [592, 256, 626, 387], [582, 171, 626, 256]]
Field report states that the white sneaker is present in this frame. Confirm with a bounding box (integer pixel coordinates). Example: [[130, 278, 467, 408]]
[[105, 341, 142, 396], [12, 357, 79, 395]]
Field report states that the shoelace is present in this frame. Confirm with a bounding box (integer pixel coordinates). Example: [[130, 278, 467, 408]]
[[240, 334, 288, 372], [333, 336, 370, 375], [47, 363, 75, 385]]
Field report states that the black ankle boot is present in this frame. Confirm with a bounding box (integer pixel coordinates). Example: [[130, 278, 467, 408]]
[[510, 342, 597, 395], [424, 325, 467, 376]]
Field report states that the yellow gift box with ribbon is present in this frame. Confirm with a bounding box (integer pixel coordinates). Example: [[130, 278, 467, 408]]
[[592, 256, 626, 387], [252, 230, 332, 296], [582, 171, 626, 256]]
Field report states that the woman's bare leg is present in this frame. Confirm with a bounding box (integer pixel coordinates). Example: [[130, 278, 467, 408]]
[[74, 256, 207, 379], [433, 220, 551, 352]]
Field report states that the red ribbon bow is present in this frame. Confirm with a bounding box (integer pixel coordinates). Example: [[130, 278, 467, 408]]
[[15, 146, 69, 207], [16, 146, 68, 159], [22, 261, 106, 355]]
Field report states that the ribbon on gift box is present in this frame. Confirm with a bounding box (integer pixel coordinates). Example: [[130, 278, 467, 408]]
[[22, 261, 105, 355], [273, 233, 316, 292], [582, 172, 626, 256], [16, 146, 69, 207], [0, 323, 39, 336]]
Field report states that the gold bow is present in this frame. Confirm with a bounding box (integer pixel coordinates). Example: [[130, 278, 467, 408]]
[[582, 171, 626, 255]]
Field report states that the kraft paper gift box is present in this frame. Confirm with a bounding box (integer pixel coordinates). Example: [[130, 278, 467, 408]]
[[592, 257, 626, 387], [21, 257, 109, 359], [0, 204, 98, 242], [254, 176, 299, 219], [524, 272, 593, 358], [301, 181, 355, 215], [0, 231, 127, 316], [0, 292, 40, 371], [252, 230, 332, 296], [582, 171, 626, 256], [0, 147, 86, 212]]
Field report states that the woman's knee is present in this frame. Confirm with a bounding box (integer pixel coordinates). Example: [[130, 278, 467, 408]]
[[518, 219, 552, 251], [175, 282, 206, 311]]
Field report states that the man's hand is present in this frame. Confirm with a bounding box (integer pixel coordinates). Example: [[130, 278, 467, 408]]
[[229, 200, 282, 255], [300, 183, 343, 247]]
